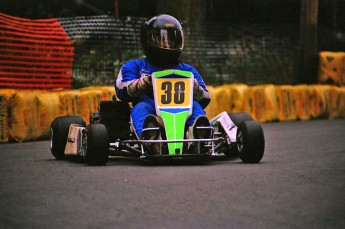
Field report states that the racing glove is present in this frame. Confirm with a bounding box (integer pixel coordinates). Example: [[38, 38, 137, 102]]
[[193, 79, 210, 103], [127, 73, 152, 98]]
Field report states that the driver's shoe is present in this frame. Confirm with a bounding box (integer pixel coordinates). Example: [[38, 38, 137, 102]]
[[141, 115, 165, 155], [186, 116, 211, 154]]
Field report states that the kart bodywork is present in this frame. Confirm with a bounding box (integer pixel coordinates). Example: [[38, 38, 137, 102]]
[[50, 70, 265, 165]]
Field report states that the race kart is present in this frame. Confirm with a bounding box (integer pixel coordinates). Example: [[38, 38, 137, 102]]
[[50, 70, 265, 165]]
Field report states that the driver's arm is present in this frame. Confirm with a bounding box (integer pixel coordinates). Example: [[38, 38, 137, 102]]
[[189, 68, 210, 109], [115, 60, 152, 101]]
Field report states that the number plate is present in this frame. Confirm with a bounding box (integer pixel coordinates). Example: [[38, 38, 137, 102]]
[[155, 78, 191, 108]]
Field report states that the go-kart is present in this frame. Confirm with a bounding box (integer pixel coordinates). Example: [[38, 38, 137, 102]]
[[50, 70, 265, 165]]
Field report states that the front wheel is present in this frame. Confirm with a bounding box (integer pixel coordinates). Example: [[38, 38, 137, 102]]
[[223, 112, 253, 157], [237, 120, 265, 163], [85, 124, 109, 166]]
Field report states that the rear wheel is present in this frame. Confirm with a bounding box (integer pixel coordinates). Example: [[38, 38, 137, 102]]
[[237, 120, 265, 163], [85, 124, 109, 166], [50, 116, 85, 160]]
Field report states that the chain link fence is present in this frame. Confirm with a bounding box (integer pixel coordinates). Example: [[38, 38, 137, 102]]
[[58, 15, 305, 87]]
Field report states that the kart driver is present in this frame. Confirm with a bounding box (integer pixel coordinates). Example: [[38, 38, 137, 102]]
[[115, 14, 211, 153]]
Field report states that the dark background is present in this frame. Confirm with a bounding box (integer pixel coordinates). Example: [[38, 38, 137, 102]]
[[0, 0, 344, 86], [1, 0, 344, 29]]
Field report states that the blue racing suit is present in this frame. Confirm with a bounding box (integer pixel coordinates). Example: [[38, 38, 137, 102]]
[[115, 58, 210, 138]]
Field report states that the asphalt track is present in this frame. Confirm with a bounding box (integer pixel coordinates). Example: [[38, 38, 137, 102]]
[[0, 119, 344, 229]]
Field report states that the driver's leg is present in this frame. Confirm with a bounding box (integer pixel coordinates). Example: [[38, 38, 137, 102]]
[[185, 102, 211, 153], [131, 99, 155, 138]]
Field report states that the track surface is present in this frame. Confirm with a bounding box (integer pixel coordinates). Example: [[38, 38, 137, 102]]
[[1, 119, 344, 229]]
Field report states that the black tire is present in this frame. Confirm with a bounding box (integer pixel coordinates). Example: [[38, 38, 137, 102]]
[[50, 116, 86, 160], [85, 124, 109, 166], [223, 113, 252, 157], [237, 120, 265, 163]]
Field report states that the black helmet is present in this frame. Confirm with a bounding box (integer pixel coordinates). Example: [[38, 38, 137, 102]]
[[141, 14, 184, 66]]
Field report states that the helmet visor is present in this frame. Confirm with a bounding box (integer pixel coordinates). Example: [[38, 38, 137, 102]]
[[148, 29, 184, 50]]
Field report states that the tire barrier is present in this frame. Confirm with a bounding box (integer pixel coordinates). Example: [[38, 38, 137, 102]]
[[0, 85, 344, 143]]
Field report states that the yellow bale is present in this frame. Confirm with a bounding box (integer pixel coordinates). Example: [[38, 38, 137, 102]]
[[79, 89, 103, 125], [248, 85, 266, 122], [229, 84, 250, 113], [340, 87, 345, 118], [8, 91, 39, 142], [248, 84, 279, 123], [0, 89, 16, 143], [318, 51, 345, 85], [0, 94, 8, 143], [316, 85, 331, 118], [308, 86, 323, 118], [99, 86, 116, 101], [263, 85, 279, 122], [328, 86, 345, 119], [294, 85, 311, 121], [308, 85, 333, 119], [275, 86, 297, 121], [214, 85, 232, 113], [204, 86, 219, 119], [36, 91, 61, 139], [59, 90, 81, 117]]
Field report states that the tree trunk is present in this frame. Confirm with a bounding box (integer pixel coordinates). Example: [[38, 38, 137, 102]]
[[298, 0, 319, 84]]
